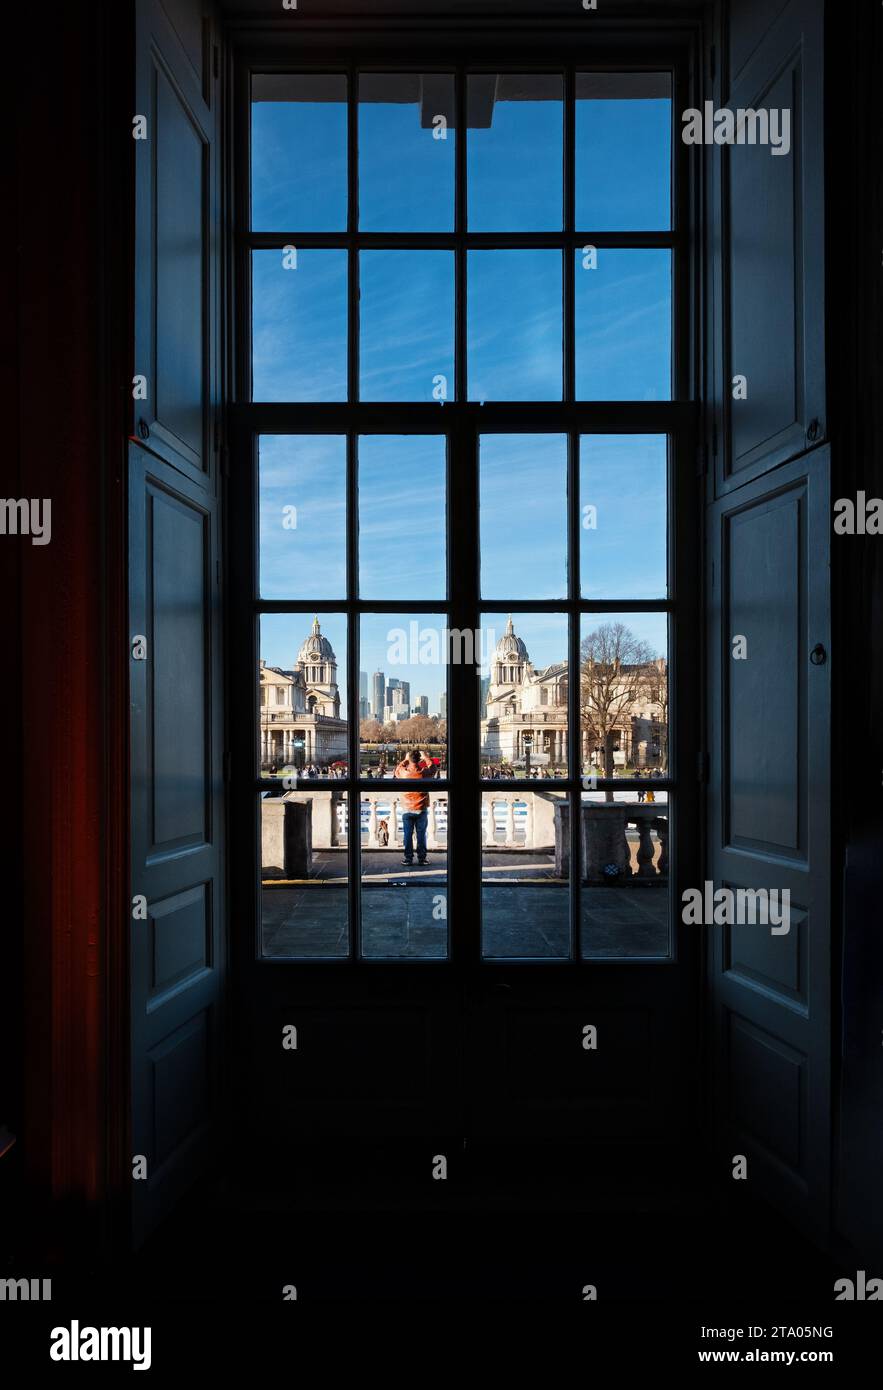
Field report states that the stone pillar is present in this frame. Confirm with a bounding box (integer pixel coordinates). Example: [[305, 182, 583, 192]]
[[367, 796, 378, 847], [484, 799, 496, 845], [635, 816, 657, 877], [391, 798, 401, 845], [428, 797, 440, 849], [261, 798, 312, 878], [582, 805, 633, 881], [653, 815, 669, 878], [505, 798, 516, 847], [523, 795, 532, 848], [553, 799, 569, 878]]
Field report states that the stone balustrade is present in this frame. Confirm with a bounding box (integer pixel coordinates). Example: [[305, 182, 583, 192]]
[[261, 788, 668, 882], [554, 801, 668, 883]]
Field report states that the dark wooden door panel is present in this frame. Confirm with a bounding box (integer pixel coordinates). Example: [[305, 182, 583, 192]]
[[708, 448, 830, 1237], [713, 0, 825, 492], [725, 490, 803, 855], [129, 446, 225, 1246], [130, 0, 223, 1248], [134, 0, 218, 487]]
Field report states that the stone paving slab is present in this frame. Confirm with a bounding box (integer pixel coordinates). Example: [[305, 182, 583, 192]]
[[262, 882, 669, 959]]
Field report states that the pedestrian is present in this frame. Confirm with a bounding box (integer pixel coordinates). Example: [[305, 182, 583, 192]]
[[393, 747, 436, 866]]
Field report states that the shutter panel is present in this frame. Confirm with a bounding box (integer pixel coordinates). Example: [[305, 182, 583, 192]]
[[706, 0, 830, 1239], [707, 451, 830, 1237], [129, 0, 224, 1246], [711, 0, 825, 491]]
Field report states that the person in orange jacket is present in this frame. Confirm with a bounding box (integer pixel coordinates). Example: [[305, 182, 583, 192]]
[[394, 747, 436, 866]]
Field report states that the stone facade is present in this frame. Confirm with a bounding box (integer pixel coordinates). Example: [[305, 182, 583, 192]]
[[480, 615, 667, 770], [259, 617, 348, 769]]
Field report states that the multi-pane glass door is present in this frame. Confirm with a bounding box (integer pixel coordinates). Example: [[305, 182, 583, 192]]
[[231, 52, 697, 973]]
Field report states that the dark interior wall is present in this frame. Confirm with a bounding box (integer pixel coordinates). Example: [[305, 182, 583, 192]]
[[5, 0, 133, 1255], [827, 0, 883, 1261]]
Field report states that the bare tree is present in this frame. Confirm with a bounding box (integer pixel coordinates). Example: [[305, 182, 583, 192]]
[[396, 714, 441, 744], [580, 622, 657, 801], [359, 718, 385, 743]]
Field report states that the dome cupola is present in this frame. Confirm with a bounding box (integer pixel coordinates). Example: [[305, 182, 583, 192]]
[[298, 615, 335, 664]]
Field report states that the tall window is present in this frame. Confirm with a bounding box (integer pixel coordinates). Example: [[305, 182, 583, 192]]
[[238, 61, 687, 963]]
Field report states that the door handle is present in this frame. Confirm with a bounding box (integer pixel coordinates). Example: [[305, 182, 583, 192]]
[[810, 643, 827, 666]]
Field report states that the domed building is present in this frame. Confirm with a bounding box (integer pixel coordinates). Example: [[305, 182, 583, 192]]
[[482, 616, 569, 768], [259, 617, 347, 770], [296, 616, 341, 718], [480, 616, 667, 772]]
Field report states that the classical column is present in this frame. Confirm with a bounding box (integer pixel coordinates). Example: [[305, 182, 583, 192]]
[[391, 798, 401, 845], [367, 796, 378, 847], [505, 798, 517, 847]]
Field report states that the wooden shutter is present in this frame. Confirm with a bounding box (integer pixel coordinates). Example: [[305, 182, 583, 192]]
[[129, 0, 225, 1246], [705, 0, 830, 1239]]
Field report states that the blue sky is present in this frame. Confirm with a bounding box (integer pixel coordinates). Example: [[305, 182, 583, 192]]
[[251, 80, 672, 403], [251, 77, 670, 234], [259, 433, 668, 604], [253, 79, 672, 713]]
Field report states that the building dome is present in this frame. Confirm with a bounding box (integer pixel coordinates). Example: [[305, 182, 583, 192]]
[[494, 614, 528, 663], [298, 616, 335, 664]]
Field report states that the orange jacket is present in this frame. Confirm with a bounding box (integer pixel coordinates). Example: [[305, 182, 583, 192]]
[[394, 759, 433, 811]]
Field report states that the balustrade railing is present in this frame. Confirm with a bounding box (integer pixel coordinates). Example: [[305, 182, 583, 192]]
[[262, 788, 667, 879]]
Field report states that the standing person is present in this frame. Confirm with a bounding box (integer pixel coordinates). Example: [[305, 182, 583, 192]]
[[394, 747, 436, 866]]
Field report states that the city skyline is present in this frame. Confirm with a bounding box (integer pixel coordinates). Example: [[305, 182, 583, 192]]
[[259, 609, 666, 721]]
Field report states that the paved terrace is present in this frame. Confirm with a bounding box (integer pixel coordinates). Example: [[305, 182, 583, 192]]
[[262, 850, 669, 959]]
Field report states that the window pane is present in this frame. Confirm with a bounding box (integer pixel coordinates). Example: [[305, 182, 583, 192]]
[[575, 248, 671, 400], [261, 790, 349, 958], [259, 435, 346, 599], [259, 613, 348, 776], [481, 613, 568, 779], [360, 795, 448, 959], [360, 251, 455, 401], [480, 434, 567, 598], [468, 250, 562, 401], [575, 73, 672, 230], [481, 790, 569, 958], [252, 249, 347, 401], [359, 74, 455, 231], [251, 74, 347, 232], [358, 436, 447, 598], [467, 74, 563, 230], [580, 793, 671, 958], [580, 612, 668, 779], [580, 435, 668, 598], [359, 613, 448, 774]]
